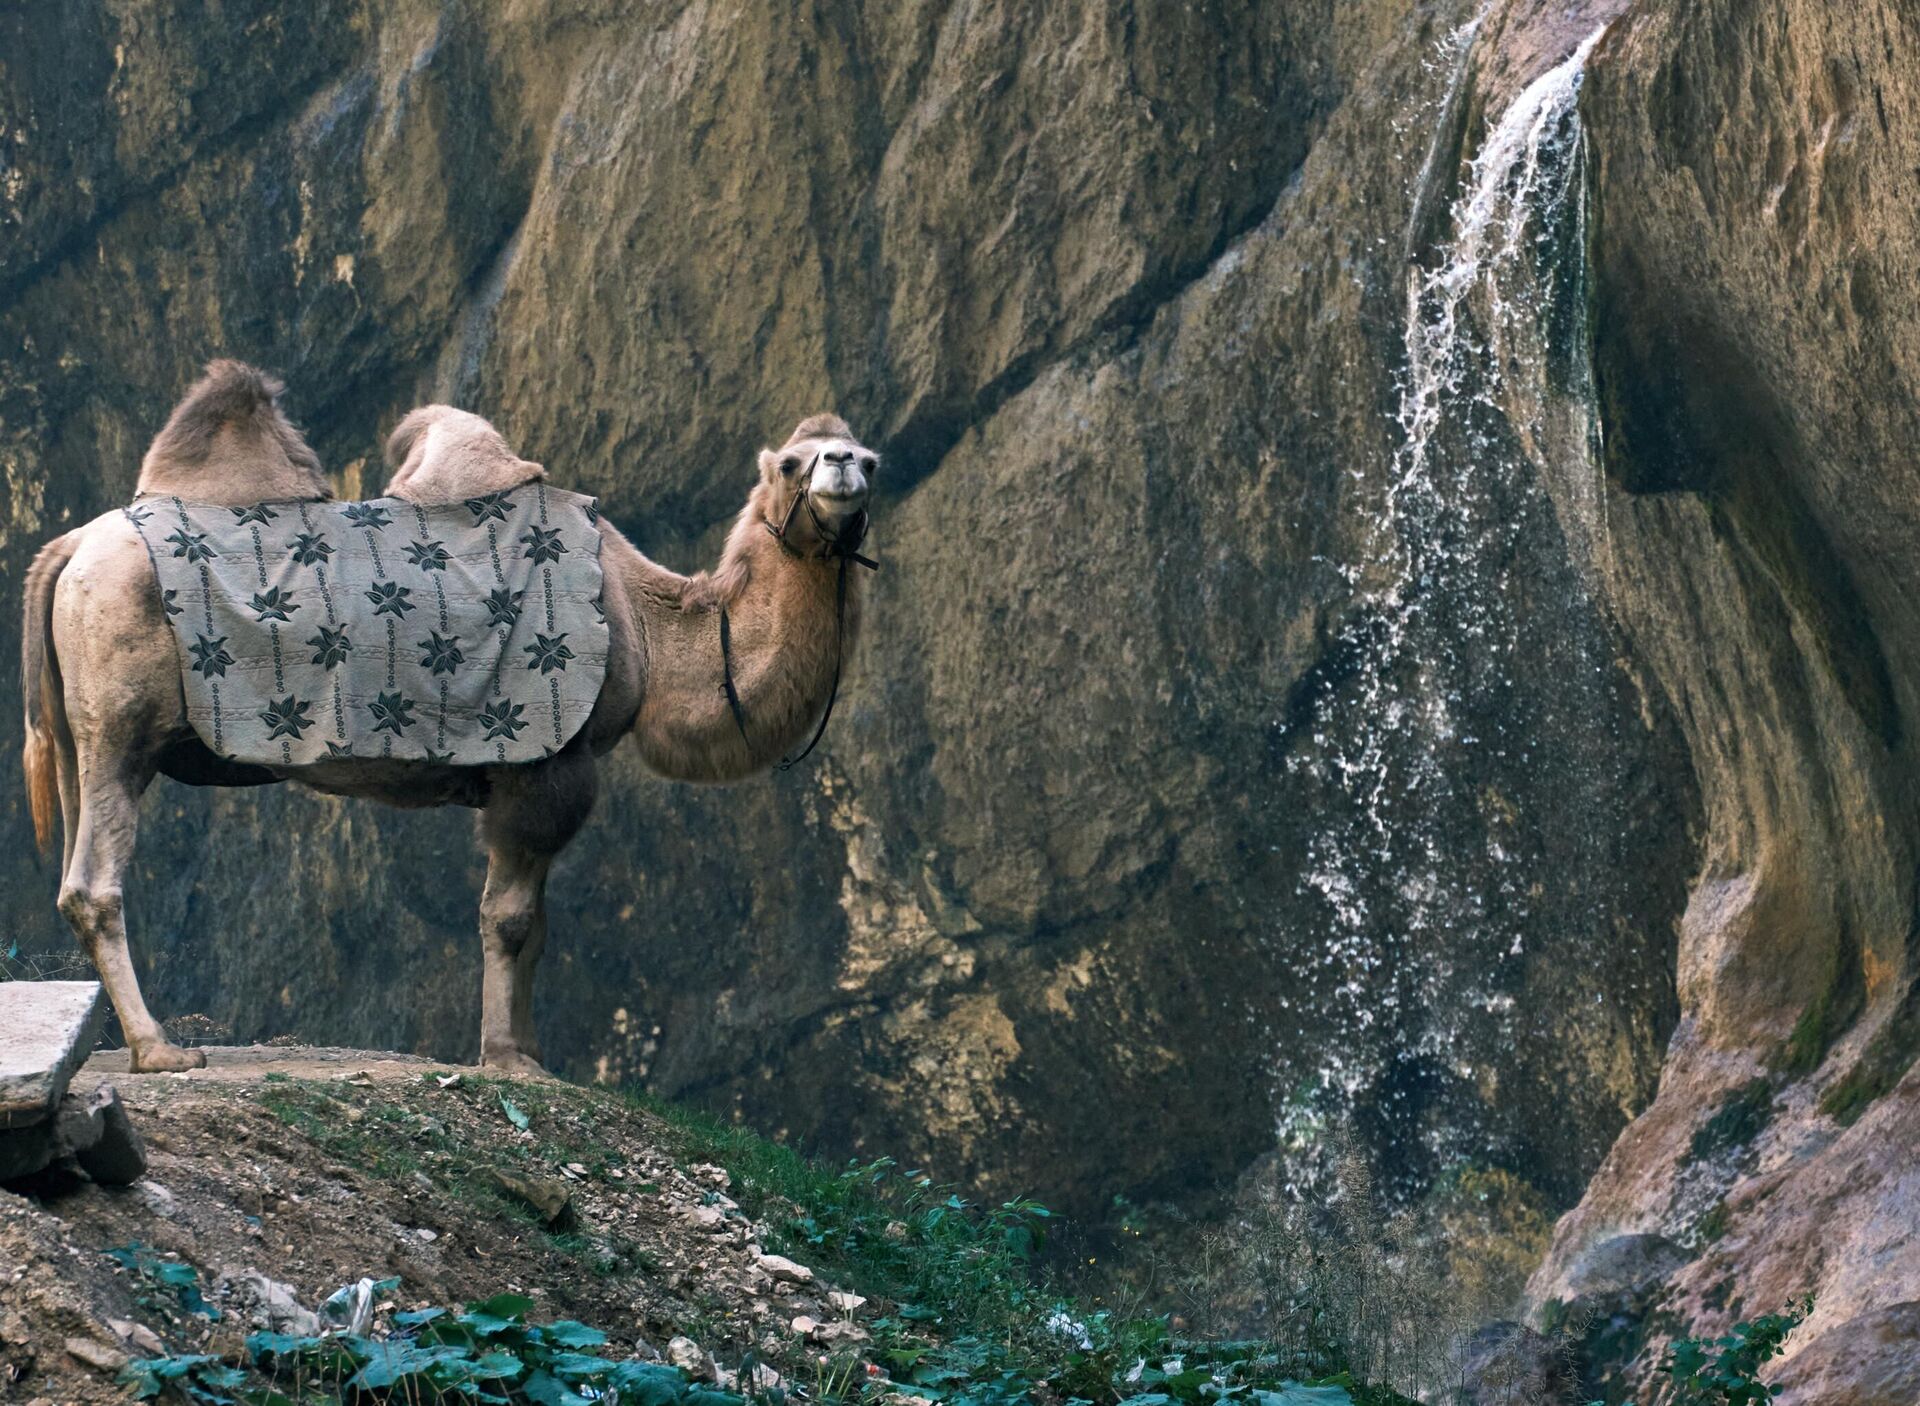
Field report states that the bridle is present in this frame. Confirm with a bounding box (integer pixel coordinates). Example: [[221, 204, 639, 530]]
[[719, 447, 880, 771]]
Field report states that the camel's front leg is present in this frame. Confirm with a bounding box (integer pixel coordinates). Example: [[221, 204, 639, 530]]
[[61, 767, 205, 1072], [478, 846, 552, 1075]]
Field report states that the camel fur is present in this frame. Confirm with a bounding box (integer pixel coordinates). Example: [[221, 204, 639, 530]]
[[21, 362, 876, 1074]]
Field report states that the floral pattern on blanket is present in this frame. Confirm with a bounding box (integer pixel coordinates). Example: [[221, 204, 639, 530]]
[[129, 485, 608, 767]]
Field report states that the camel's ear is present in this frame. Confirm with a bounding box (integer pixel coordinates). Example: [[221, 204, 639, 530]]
[[757, 447, 802, 482], [518, 457, 548, 482]]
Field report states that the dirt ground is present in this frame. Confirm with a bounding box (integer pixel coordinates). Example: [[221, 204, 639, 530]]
[[0, 1047, 875, 1404]]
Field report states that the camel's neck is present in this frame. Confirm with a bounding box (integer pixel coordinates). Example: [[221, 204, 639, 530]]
[[614, 500, 863, 783]]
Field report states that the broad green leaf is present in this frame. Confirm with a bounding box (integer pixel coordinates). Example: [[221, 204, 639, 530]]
[[1249, 1387, 1354, 1406], [347, 1341, 440, 1389], [549, 1350, 617, 1379], [471, 1348, 525, 1379], [500, 1093, 532, 1130], [544, 1319, 608, 1348], [609, 1360, 693, 1405], [522, 1367, 594, 1405], [245, 1331, 325, 1358], [462, 1292, 536, 1337]]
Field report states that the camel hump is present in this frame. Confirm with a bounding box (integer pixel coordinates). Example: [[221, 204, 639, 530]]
[[137, 359, 327, 501], [382, 404, 544, 504], [384, 404, 457, 471]]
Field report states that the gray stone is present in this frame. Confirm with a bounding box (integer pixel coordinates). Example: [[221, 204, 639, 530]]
[[0, 1122, 56, 1182], [665, 1335, 714, 1382], [0, 1084, 145, 1186], [71, 1086, 146, 1186], [1558, 1233, 1688, 1306], [0, 983, 107, 1129], [64, 1336, 128, 1374], [755, 1252, 814, 1284]]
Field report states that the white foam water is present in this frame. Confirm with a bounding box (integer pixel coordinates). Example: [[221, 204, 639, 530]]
[[1273, 22, 1617, 1193]]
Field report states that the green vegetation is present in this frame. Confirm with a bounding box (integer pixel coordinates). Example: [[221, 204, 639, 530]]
[[1644, 1296, 1810, 1406], [109, 1242, 223, 1322], [123, 1288, 750, 1406], [628, 1090, 1417, 1405]]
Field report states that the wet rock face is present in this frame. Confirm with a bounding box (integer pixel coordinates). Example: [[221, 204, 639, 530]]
[[1524, 2, 1920, 1396], [0, 3, 1689, 1218]]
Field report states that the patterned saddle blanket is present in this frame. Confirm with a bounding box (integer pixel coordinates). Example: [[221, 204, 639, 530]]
[[129, 484, 608, 768]]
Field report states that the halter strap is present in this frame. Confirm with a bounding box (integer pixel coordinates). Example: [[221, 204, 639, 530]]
[[764, 448, 880, 569], [719, 453, 878, 770]]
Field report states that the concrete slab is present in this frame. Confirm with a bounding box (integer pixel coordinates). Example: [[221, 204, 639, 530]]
[[0, 981, 108, 1128]]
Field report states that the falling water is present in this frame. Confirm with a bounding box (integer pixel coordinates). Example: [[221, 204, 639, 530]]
[[1273, 26, 1627, 1197]]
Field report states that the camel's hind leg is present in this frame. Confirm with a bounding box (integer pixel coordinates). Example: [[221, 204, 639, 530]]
[[60, 762, 205, 1072], [477, 749, 597, 1074]]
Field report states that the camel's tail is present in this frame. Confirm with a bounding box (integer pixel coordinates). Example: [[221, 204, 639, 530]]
[[22, 533, 75, 856]]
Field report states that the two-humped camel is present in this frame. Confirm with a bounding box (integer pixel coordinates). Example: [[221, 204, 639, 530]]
[[22, 361, 876, 1074]]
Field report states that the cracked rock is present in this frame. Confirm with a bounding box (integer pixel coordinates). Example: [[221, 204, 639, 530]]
[[755, 1252, 814, 1284]]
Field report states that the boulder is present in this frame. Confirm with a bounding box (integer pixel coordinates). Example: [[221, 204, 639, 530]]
[[486, 1169, 573, 1227], [665, 1335, 715, 1381], [1556, 1233, 1689, 1309], [0, 983, 107, 1128], [755, 1253, 814, 1285], [0, 1084, 145, 1187]]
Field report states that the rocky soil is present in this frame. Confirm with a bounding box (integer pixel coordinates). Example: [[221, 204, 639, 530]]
[[0, 1047, 880, 1406]]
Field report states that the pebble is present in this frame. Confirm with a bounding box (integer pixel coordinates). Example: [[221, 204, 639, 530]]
[[755, 1252, 814, 1284], [666, 1334, 715, 1381], [107, 1318, 164, 1355], [65, 1336, 128, 1373]]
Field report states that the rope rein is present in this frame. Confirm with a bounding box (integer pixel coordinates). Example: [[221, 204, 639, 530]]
[[719, 448, 879, 771]]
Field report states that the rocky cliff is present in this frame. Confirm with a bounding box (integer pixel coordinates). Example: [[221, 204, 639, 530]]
[[4, 3, 1919, 1399]]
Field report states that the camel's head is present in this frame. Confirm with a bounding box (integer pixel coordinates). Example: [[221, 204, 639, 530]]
[[758, 414, 876, 545]]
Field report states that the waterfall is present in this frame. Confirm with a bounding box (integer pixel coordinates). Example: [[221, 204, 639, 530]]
[[1274, 24, 1620, 1197]]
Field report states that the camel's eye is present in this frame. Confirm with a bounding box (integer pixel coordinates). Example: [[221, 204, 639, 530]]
[[780, 455, 801, 476], [860, 456, 877, 475]]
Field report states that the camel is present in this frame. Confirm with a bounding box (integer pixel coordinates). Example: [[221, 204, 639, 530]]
[[21, 360, 877, 1075]]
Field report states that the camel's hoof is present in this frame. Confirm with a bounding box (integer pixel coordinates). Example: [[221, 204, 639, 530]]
[[481, 1050, 548, 1078], [131, 1042, 207, 1073]]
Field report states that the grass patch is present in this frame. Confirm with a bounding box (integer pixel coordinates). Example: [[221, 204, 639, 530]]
[[627, 1091, 1423, 1405]]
